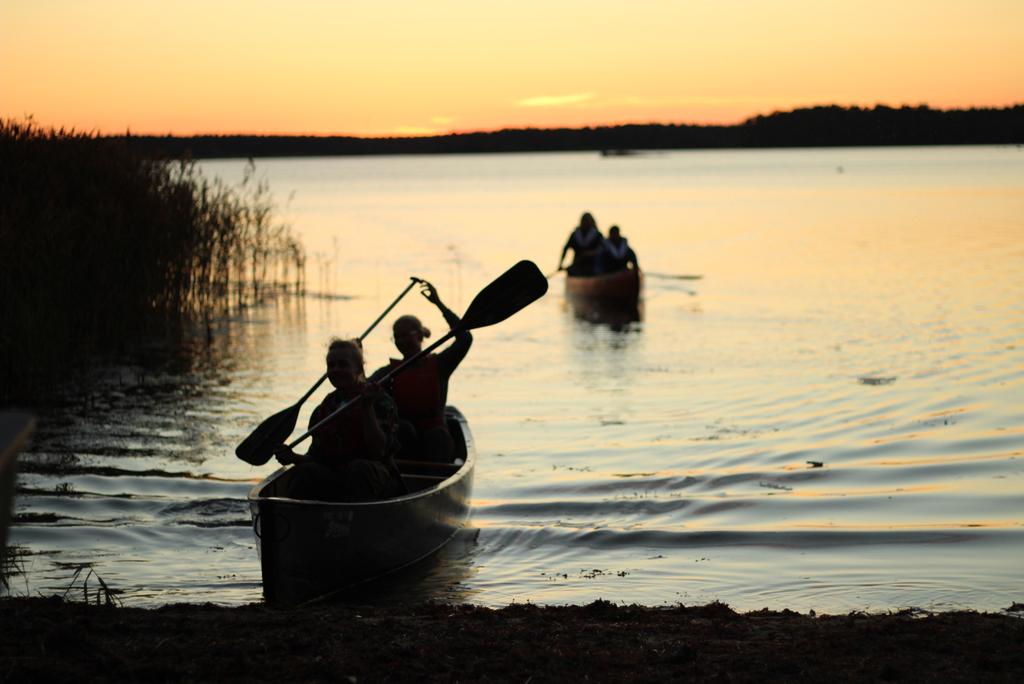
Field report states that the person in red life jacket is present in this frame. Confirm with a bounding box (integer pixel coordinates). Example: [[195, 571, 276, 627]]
[[558, 211, 604, 276], [273, 338, 404, 502], [594, 225, 640, 274], [370, 280, 472, 463]]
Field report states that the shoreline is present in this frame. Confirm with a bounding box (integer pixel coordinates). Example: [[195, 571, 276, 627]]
[[2, 597, 1021, 682], [114, 104, 1024, 160]]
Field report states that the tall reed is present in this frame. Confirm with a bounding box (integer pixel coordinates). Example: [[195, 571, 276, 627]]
[[0, 119, 305, 402]]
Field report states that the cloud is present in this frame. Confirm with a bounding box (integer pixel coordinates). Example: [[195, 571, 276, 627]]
[[512, 93, 794, 113], [516, 93, 596, 108]]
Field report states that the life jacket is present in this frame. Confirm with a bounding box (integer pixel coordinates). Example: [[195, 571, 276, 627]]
[[388, 355, 444, 432], [598, 238, 632, 271], [309, 392, 370, 466], [601, 237, 630, 260], [571, 227, 601, 251]]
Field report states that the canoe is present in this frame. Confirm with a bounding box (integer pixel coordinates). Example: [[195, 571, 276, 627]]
[[248, 406, 475, 604], [565, 267, 642, 303], [1, 413, 35, 566]]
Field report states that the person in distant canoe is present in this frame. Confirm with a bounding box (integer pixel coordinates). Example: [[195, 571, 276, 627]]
[[594, 225, 640, 274], [558, 211, 604, 276], [274, 339, 404, 502], [370, 280, 472, 463]]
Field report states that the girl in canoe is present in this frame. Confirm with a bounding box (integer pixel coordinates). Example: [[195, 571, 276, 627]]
[[274, 339, 404, 502], [370, 280, 472, 463], [558, 211, 604, 276]]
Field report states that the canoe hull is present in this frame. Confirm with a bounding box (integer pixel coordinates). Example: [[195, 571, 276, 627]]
[[248, 407, 475, 604], [565, 268, 642, 303]]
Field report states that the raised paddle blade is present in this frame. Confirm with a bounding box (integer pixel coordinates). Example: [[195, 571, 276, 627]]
[[460, 260, 548, 331], [235, 403, 302, 465]]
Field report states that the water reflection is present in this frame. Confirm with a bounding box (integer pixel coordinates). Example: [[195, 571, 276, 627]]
[[565, 296, 643, 330]]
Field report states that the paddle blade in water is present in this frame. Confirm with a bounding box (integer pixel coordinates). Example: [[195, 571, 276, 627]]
[[235, 404, 301, 465], [461, 260, 548, 330]]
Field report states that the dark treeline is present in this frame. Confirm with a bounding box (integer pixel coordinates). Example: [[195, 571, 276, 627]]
[[117, 104, 1023, 159], [1, 120, 305, 402]]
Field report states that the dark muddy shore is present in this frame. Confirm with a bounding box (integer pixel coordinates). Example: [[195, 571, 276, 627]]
[[1, 597, 1022, 682]]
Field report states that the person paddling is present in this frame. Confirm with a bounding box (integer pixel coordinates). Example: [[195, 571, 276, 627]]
[[273, 339, 403, 502], [558, 211, 604, 276], [595, 225, 640, 274], [370, 280, 472, 463]]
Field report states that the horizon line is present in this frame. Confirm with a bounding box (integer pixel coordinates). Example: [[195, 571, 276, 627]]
[[12, 101, 1022, 140]]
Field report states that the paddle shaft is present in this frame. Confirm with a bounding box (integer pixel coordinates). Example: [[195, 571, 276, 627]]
[[645, 272, 702, 281], [359, 277, 421, 340]]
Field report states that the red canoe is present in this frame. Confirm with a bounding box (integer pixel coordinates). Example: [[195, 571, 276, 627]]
[[565, 268, 642, 303]]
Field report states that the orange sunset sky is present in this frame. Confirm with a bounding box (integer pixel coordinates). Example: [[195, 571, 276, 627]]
[[2, 0, 1021, 137]]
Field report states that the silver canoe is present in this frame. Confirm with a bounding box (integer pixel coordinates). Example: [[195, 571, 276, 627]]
[[248, 406, 475, 604]]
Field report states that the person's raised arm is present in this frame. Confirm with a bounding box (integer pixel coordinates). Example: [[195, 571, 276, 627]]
[[419, 280, 472, 378], [419, 280, 461, 330]]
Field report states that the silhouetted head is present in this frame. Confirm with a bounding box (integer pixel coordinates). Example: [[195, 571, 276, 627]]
[[579, 212, 597, 233], [325, 338, 365, 393], [608, 225, 622, 242], [392, 314, 431, 358]]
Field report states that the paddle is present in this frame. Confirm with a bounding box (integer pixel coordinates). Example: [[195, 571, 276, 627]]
[[545, 267, 564, 279], [644, 272, 703, 281], [235, 277, 421, 465], [287, 260, 549, 449]]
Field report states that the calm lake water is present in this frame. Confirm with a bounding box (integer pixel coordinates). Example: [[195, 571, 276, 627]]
[[8, 146, 1024, 612]]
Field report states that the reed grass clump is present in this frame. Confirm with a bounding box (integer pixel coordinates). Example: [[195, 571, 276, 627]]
[[0, 119, 305, 401]]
